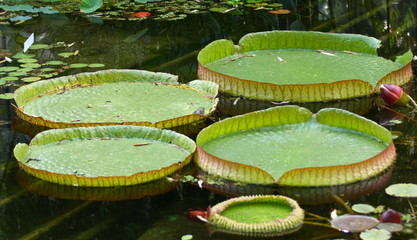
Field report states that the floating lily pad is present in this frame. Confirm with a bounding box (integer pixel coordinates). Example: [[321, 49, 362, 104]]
[[331, 215, 379, 233], [352, 204, 376, 214], [8, 71, 27, 77], [68, 63, 88, 68], [1, 76, 19, 81], [198, 31, 413, 102], [88, 63, 105, 68], [29, 44, 49, 50], [58, 52, 74, 58], [44, 60, 65, 65], [21, 77, 42, 82], [20, 63, 41, 68], [385, 183, 417, 197], [13, 53, 36, 59], [14, 69, 218, 130], [360, 228, 391, 240], [10, 15, 33, 22], [17, 58, 38, 63], [196, 105, 395, 186], [13, 125, 195, 187], [208, 195, 304, 237], [0, 66, 19, 72], [0, 93, 14, 100]]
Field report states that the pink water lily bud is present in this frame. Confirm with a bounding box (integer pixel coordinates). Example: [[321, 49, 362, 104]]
[[379, 208, 402, 223], [380, 84, 409, 106]]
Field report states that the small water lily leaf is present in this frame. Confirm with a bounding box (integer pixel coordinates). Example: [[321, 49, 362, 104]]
[[80, 0, 103, 13], [360, 229, 391, 240], [0, 93, 14, 100], [21, 63, 41, 68], [1, 76, 19, 81], [44, 60, 64, 65], [88, 63, 105, 68], [352, 204, 376, 214], [8, 71, 27, 77], [39, 74, 54, 78], [385, 183, 417, 197], [17, 68, 33, 72], [0, 4, 34, 11], [331, 215, 379, 233], [40, 68, 55, 72], [17, 58, 38, 64], [58, 52, 74, 58], [29, 44, 49, 50], [68, 63, 88, 68], [0, 80, 5, 85], [181, 235, 193, 240], [10, 15, 32, 22], [21, 77, 42, 82], [0, 66, 20, 72], [377, 222, 403, 232], [13, 53, 35, 59]]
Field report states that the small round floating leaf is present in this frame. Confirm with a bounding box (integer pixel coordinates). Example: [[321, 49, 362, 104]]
[[80, 0, 103, 13], [21, 63, 41, 68], [1, 76, 19, 81], [13, 53, 35, 59], [58, 52, 74, 58], [17, 68, 34, 72], [29, 44, 49, 50], [360, 229, 391, 240], [0, 80, 5, 85], [377, 222, 403, 232], [385, 183, 417, 197], [40, 68, 55, 72], [10, 15, 32, 22], [88, 63, 105, 68], [69, 63, 88, 68], [0, 93, 14, 100], [331, 215, 379, 233], [44, 60, 65, 66], [17, 58, 38, 64], [39, 74, 54, 78], [352, 204, 376, 214], [181, 235, 193, 240], [0, 66, 19, 72], [8, 71, 27, 77], [21, 77, 42, 82]]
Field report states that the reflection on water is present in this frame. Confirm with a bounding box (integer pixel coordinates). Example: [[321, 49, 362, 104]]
[[0, 0, 417, 239]]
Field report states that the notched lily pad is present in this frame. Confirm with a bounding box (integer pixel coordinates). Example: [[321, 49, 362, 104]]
[[196, 105, 395, 186], [13, 69, 218, 131], [208, 195, 304, 237], [198, 31, 413, 102], [13, 125, 195, 187]]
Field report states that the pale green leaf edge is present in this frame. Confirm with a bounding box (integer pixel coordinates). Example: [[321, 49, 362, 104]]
[[14, 69, 178, 106], [80, 0, 103, 13]]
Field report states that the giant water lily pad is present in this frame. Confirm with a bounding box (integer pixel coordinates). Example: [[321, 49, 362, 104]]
[[208, 195, 304, 237], [198, 31, 413, 102], [196, 105, 395, 186], [13, 69, 218, 130], [13, 125, 196, 187]]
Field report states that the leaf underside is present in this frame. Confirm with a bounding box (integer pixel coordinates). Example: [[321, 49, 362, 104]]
[[196, 105, 395, 186]]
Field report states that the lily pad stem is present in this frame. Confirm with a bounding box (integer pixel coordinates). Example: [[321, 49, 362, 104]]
[[407, 199, 416, 215], [407, 94, 417, 110]]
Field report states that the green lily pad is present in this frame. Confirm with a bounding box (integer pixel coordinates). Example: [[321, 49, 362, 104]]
[[0, 66, 19, 72], [1, 76, 19, 81], [385, 183, 417, 197], [14, 69, 218, 130], [360, 229, 391, 240], [196, 105, 395, 186], [21, 77, 42, 82], [17, 58, 38, 63], [29, 44, 49, 50], [80, 0, 103, 13], [352, 204, 376, 214], [10, 15, 33, 22], [40, 68, 56, 72], [17, 68, 34, 72], [208, 195, 304, 237], [13, 53, 36, 59], [88, 63, 105, 68], [68, 63, 88, 68], [8, 71, 27, 77], [0, 93, 14, 99], [44, 60, 65, 65], [20, 63, 41, 68], [58, 52, 74, 58], [13, 125, 195, 187], [198, 31, 413, 102]]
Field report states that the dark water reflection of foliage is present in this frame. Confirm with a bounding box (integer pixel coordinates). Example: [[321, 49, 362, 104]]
[[0, 0, 417, 239]]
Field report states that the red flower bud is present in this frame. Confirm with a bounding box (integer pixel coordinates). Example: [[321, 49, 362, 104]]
[[380, 84, 408, 105], [379, 208, 402, 223]]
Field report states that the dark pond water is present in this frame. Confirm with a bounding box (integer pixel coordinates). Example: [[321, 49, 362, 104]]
[[1, 0, 417, 239]]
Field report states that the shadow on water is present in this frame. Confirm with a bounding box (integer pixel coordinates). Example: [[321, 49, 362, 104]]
[[0, 0, 417, 239]]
